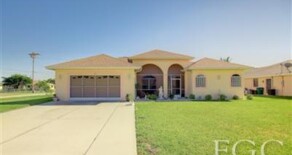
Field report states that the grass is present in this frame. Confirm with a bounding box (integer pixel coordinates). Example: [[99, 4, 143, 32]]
[[0, 95, 53, 113], [0, 91, 47, 97], [136, 97, 292, 155]]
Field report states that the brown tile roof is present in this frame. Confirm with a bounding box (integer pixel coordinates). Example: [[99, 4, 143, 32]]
[[46, 54, 140, 70], [130, 49, 194, 60], [245, 60, 292, 78], [185, 58, 251, 70], [118, 57, 130, 63]]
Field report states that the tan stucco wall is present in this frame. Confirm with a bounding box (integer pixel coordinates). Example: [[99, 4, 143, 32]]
[[54, 69, 136, 101], [132, 59, 191, 97], [245, 75, 292, 96], [185, 71, 192, 97], [186, 69, 245, 99], [53, 59, 250, 100]]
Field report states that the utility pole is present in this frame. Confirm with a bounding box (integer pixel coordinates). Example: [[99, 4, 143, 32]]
[[29, 52, 40, 93]]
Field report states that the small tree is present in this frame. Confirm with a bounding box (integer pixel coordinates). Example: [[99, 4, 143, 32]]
[[35, 80, 51, 92], [46, 78, 55, 84], [2, 74, 32, 89]]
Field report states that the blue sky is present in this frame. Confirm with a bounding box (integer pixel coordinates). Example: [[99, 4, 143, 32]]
[[1, 0, 291, 80]]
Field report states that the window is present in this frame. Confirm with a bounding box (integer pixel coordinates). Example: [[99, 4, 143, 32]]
[[142, 76, 156, 90], [231, 74, 241, 87], [196, 74, 206, 87], [253, 78, 258, 87]]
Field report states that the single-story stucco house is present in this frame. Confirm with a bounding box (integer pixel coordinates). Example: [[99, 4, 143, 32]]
[[245, 60, 292, 96], [47, 49, 250, 101]]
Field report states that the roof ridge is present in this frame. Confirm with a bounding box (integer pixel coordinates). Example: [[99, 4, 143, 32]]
[[46, 53, 140, 70], [257, 59, 292, 69], [204, 57, 251, 66], [54, 53, 110, 65], [185, 57, 206, 69], [130, 49, 194, 59], [185, 57, 250, 70], [113, 55, 137, 65], [106, 55, 134, 66]]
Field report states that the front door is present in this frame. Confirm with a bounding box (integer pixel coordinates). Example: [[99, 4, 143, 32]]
[[171, 77, 181, 97], [266, 79, 272, 93]]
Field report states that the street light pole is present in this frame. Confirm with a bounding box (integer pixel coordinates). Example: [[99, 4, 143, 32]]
[[29, 52, 40, 93]]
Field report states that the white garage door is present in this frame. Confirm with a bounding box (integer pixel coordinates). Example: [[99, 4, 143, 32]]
[[70, 75, 120, 98]]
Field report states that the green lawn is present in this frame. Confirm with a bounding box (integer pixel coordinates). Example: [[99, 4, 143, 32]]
[[0, 91, 33, 96], [0, 91, 47, 97], [0, 95, 53, 113], [136, 97, 292, 155]]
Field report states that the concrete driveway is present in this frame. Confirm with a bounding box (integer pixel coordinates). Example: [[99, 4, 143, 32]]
[[0, 102, 137, 155]]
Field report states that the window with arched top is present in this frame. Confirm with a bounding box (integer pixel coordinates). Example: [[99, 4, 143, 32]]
[[196, 74, 206, 87], [231, 74, 241, 87]]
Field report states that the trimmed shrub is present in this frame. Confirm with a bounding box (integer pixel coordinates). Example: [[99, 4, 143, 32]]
[[247, 94, 253, 100], [169, 94, 174, 100], [205, 94, 212, 101], [126, 94, 133, 102], [232, 95, 239, 100], [189, 94, 195, 100], [148, 94, 158, 100], [219, 94, 227, 101]]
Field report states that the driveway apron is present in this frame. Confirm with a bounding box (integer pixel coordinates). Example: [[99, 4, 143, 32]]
[[0, 102, 137, 155]]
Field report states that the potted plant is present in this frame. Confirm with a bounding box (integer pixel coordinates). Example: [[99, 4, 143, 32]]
[[126, 94, 132, 102], [125, 94, 134, 105], [53, 94, 58, 102]]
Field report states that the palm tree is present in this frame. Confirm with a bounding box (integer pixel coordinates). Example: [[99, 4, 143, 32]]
[[220, 57, 231, 62]]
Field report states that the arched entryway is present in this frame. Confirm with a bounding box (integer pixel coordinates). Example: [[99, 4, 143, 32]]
[[168, 64, 184, 98], [136, 64, 163, 98]]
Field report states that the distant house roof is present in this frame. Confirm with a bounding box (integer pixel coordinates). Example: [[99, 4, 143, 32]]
[[130, 49, 194, 60], [245, 60, 292, 78], [46, 54, 140, 70], [185, 58, 250, 70]]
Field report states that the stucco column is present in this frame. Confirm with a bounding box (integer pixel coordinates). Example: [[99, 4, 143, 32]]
[[163, 72, 168, 98], [184, 71, 189, 97]]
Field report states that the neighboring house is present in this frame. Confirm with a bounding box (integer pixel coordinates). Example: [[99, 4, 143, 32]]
[[46, 49, 250, 101], [245, 60, 292, 96]]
